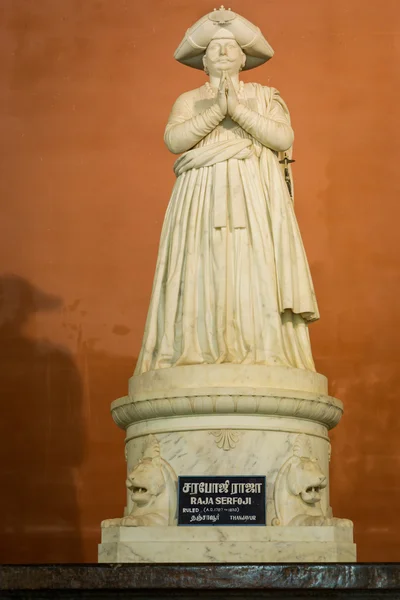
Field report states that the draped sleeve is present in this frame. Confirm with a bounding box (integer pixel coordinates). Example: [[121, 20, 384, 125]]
[[231, 87, 294, 152], [164, 91, 225, 154]]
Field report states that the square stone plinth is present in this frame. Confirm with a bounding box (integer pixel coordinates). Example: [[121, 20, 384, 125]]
[[99, 526, 356, 563]]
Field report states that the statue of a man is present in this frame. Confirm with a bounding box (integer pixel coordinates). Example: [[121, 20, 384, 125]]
[[135, 7, 319, 376]]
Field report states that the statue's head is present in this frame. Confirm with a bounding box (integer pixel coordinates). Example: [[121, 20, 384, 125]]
[[174, 7, 273, 72], [202, 30, 246, 77]]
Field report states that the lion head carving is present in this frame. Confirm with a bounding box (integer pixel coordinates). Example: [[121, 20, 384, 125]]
[[126, 458, 165, 504], [272, 434, 352, 528], [272, 434, 328, 526], [286, 456, 327, 505], [102, 435, 178, 528]]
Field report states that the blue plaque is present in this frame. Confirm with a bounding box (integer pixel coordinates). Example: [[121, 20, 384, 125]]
[[178, 475, 266, 526]]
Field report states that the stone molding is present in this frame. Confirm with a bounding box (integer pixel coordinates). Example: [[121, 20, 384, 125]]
[[129, 365, 329, 398], [112, 391, 343, 432], [124, 414, 330, 443]]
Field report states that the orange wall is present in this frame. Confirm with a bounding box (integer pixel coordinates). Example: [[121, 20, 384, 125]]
[[0, 0, 399, 562]]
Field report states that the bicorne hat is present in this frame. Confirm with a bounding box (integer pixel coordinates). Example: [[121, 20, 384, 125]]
[[174, 6, 274, 71]]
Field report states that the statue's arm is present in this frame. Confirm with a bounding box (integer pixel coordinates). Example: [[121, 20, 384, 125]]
[[231, 89, 294, 152], [164, 93, 225, 154]]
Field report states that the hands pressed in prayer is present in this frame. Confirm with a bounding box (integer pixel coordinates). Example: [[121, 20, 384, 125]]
[[226, 74, 240, 116], [217, 73, 240, 117], [217, 73, 228, 115]]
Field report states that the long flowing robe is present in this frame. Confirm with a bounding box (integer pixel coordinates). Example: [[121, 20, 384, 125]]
[[135, 83, 319, 375]]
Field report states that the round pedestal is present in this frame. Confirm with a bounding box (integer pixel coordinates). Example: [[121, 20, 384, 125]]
[[100, 365, 355, 563], [111, 365, 343, 523]]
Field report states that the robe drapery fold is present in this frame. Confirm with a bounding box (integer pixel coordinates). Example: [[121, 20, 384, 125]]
[[135, 83, 319, 375], [174, 139, 254, 229]]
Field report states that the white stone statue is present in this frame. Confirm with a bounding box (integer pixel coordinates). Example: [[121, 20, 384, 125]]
[[135, 5, 319, 376], [99, 7, 356, 564]]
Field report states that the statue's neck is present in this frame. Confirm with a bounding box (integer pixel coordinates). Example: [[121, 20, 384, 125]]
[[208, 73, 240, 90]]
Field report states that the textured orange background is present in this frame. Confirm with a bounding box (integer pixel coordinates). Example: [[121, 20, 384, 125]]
[[0, 0, 399, 562]]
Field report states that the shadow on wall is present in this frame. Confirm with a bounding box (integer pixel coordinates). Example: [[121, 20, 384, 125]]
[[0, 274, 84, 563]]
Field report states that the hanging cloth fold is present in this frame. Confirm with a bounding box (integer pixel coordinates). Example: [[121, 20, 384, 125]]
[[173, 138, 254, 228]]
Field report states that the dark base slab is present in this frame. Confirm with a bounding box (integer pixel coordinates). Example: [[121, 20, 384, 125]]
[[0, 564, 399, 599]]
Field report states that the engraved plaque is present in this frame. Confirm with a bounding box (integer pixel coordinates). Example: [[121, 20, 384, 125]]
[[178, 475, 266, 526]]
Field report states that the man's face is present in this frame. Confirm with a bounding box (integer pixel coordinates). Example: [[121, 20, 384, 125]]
[[204, 38, 245, 76]]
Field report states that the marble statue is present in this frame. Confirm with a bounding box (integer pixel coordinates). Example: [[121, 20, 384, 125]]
[[99, 7, 356, 564], [135, 6, 318, 375]]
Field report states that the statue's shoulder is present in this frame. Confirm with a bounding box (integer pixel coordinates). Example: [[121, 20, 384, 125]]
[[173, 85, 206, 107], [245, 82, 279, 96], [244, 83, 288, 111]]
